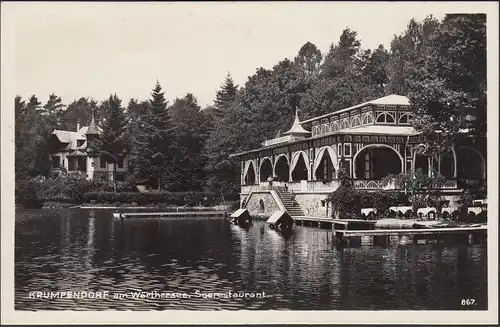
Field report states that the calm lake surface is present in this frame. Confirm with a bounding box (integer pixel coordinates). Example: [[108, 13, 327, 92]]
[[15, 208, 487, 310]]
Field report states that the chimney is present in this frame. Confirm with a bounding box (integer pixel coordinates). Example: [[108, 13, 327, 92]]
[[77, 121, 80, 131]]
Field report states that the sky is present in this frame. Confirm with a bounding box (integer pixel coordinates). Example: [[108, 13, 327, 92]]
[[4, 2, 481, 108]]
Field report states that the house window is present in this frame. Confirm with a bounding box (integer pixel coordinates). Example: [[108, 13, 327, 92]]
[[51, 156, 60, 168], [68, 158, 75, 171], [77, 140, 85, 147], [362, 112, 374, 125], [351, 116, 361, 128], [115, 173, 125, 182], [118, 158, 124, 168], [341, 119, 350, 129], [332, 121, 339, 132], [398, 113, 412, 125], [344, 143, 351, 157], [365, 152, 371, 179], [321, 125, 328, 134], [376, 111, 396, 124], [100, 156, 106, 168]]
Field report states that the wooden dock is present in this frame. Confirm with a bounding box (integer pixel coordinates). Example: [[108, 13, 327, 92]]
[[333, 225, 487, 247], [335, 225, 487, 237], [293, 216, 335, 228], [115, 211, 227, 219]]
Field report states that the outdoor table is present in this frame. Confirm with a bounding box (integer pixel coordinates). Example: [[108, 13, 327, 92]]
[[441, 207, 459, 215], [389, 206, 413, 215], [361, 208, 376, 216], [468, 207, 484, 215]]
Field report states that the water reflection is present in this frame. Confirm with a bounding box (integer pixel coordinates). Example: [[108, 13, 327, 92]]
[[15, 209, 487, 310]]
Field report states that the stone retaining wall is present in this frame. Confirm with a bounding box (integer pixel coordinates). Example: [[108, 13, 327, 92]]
[[244, 192, 280, 217]]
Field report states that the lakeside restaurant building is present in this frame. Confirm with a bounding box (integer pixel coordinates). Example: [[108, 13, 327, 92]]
[[230, 94, 486, 218]]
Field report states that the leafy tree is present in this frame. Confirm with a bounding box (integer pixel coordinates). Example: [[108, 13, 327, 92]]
[[300, 29, 386, 119], [62, 97, 99, 130], [407, 14, 486, 145], [294, 41, 322, 78], [168, 93, 207, 191], [383, 169, 445, 218]]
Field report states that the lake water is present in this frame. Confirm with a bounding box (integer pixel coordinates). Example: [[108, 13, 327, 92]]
[[15, 208, 488, 310]]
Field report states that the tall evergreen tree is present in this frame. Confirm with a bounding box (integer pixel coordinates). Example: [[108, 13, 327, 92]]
[[97, 94, 129, 191], [213, 73, 238, 119], [42, 93, 65, 127], [133, 81, 174, 190]]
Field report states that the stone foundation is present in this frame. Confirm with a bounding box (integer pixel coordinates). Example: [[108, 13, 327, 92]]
[[295, 193, 330, 217], [244, 191, 281, 217]]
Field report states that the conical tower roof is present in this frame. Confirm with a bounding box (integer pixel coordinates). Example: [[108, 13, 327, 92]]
[[283, 109, 310, 136], [86, 110, 99, 135]]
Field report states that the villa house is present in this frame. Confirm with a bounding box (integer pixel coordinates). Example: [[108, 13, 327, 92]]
[[47, 114, 129, 181], [230, 94, 486, 218]]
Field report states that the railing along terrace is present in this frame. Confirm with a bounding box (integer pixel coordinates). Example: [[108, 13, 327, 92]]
[[241, 179, 459, 193]]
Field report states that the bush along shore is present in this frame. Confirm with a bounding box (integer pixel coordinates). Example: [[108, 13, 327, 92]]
[[16, 175, 238, 210]]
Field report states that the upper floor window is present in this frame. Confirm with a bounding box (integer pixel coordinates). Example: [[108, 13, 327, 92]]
[[77, 140, 85, 147], [321, 124, 329, 134], [332, 121, 339, 132], [361, 112, 374, 125], [398, 113, 412, 125], [118, 158, 124, 168], [351, 116, 361, 128], [52, 156, 60, 168], [376, 111, 396, 124], [340, 118, 350, 130], [100, 156, 106, 168], [312, 126, 320, 136]]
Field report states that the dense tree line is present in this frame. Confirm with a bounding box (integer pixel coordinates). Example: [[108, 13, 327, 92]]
[[15, 14, 486, 202]]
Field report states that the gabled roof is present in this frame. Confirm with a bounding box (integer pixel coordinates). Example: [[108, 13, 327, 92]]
[[51, 130, 80, 143], [339, 125, 418, 136], [301, 94, 410, 124], [283, 110, 311, 136]]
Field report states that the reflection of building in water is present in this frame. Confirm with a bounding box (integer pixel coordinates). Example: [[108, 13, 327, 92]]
[[60, 213, 71, 258], [83, 210, 96, 273]]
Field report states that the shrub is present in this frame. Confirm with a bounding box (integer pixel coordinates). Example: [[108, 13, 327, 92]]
[[16, 177, 44, 208], [81, 191, 215, 206]]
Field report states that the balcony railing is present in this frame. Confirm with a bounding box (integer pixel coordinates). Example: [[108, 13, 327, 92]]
[[241, 179, 460, 193]]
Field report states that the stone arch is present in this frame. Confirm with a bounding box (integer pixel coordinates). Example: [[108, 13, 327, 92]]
[[313, 146, 339, 179], [273, 154, 290, 182], [456, 146, 486, 179], [290, 150, 310, 181], [259, 157, 273, 182], [353, 144, 404, 179], [243, 160, 257, 185]]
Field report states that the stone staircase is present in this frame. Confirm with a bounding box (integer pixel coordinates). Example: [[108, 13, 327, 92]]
[[275, 189, 304, 218]]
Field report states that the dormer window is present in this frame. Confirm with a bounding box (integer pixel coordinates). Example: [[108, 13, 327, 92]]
[[77, 140, 85, 147]]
